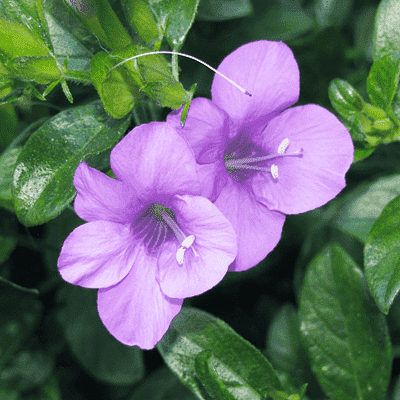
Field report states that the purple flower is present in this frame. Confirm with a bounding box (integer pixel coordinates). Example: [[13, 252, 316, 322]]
[[167, 40, 354, 272], [57, 122, 237, 349]]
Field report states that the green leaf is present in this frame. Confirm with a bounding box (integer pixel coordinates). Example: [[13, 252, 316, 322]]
[[129, 366, 197, 400], [194, 349, 237, 400], [373, 0, 400, 61], [148, 0, 201, 50], [0, 277, 42, 370], [58, 285, 145, 385], [122, 0, 161, 47], [0, 209, 17, 263], [197, 0, 253, 21], [261, 1, 314, 42], [314, 0, 353, 28], [335, 174, 400, 243], [367, 54, 400, 111], [91, 0, 132, 50], [299, 243, 392, 400], [0, 351, 53, 392], [364, 195, 400, 314], [3, 0, 53, 50], [157, 307, 283, 400], [12, 100, 131, 226], [266, 304, 305, 378], [328, 79, 364, 119], [91, 51, 140, 118]]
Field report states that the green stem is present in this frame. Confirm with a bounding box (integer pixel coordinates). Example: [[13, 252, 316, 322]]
[[63, 70, 93, 85]]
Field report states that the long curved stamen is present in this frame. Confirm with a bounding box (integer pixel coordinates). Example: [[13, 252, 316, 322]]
[[155, 205, 198, 264], [225, 139, 303, 180], [108, 51, 252, 97]]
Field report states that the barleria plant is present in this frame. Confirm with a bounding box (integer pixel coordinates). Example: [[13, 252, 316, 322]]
[[1, 0, 400, 399]]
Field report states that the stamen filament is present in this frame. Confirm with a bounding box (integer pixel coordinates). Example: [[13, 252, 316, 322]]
[[108, 51, 252, 97]]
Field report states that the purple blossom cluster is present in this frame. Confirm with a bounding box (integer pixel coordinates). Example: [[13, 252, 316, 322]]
[[57, 40, 353, 349]]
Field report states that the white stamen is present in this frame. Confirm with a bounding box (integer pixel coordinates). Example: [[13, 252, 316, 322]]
[[278, 138, 290, 155], [176, 247, 186, 265], [271, 164, 279, 179], [108, 51, 252, 96], [176, 235, 196, 265]]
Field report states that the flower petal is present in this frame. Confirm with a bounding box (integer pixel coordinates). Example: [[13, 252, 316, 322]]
[[167, 98, 230, 164], [211, 40, 299, 136], [214, 178, 286, 271], [74, 162, 141, 223], [97, 245, 183, 349], [252, 104, 353, 214], [111, 122, 200, 204], [157, 194, 237, 298], [57, 221, 136, 288]]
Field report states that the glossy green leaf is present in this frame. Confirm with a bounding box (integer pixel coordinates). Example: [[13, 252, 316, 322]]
[[157, 307, 283, 400], [0, 103, 18, 149], [367, 54, 400, 111], [148, 0, 201, 50], [335, 174, 400, 243], [129, 366, 197, 400], [328, 79, 364, 119], [91, 51, 140, 118], [43, 0, 102, 56], [0, 277, 42, 370], [373, 0, 400, 61], [194, 349, 237, 400], [299, 243, 392, 400], [3, 0, 53, 50], [58, 285, 145, 385], [12, 100, 130, 226], [43, 10, 93, 73], [197, 0, 252, 21], [364, 195, 400, 314]]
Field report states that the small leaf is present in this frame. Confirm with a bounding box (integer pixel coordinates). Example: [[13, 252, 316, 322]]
[[157, 307, 283, 400], [373, 0, 400, 61], [0, 277, 42, 370], [12, 100, 130, 226], [197, 0, 253, 21], [299, 243, 392, 400], [335, 174, 400, 242], [328, 79, 364, 119], [60, 79, 73, 103], [148, 0, 200, 50], [364, 195, 400, 314], [58, 285, 145, 385], [122, 0, 161, 47], [91, 0, 132, 50], [367, 54, 400, 111]]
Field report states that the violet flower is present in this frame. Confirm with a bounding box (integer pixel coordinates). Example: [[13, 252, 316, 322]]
[[167, 40, 354, 272], [57, 122, 237, 349]]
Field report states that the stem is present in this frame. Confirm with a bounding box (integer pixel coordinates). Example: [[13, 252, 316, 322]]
[[63, 70, 93, 85]]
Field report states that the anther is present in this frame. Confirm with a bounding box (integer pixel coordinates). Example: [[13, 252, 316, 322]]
[[108, 51, 252, 97], [278, 138, 290, 155], [176, 235, 196, 265], [271, 164, 278, 179]]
